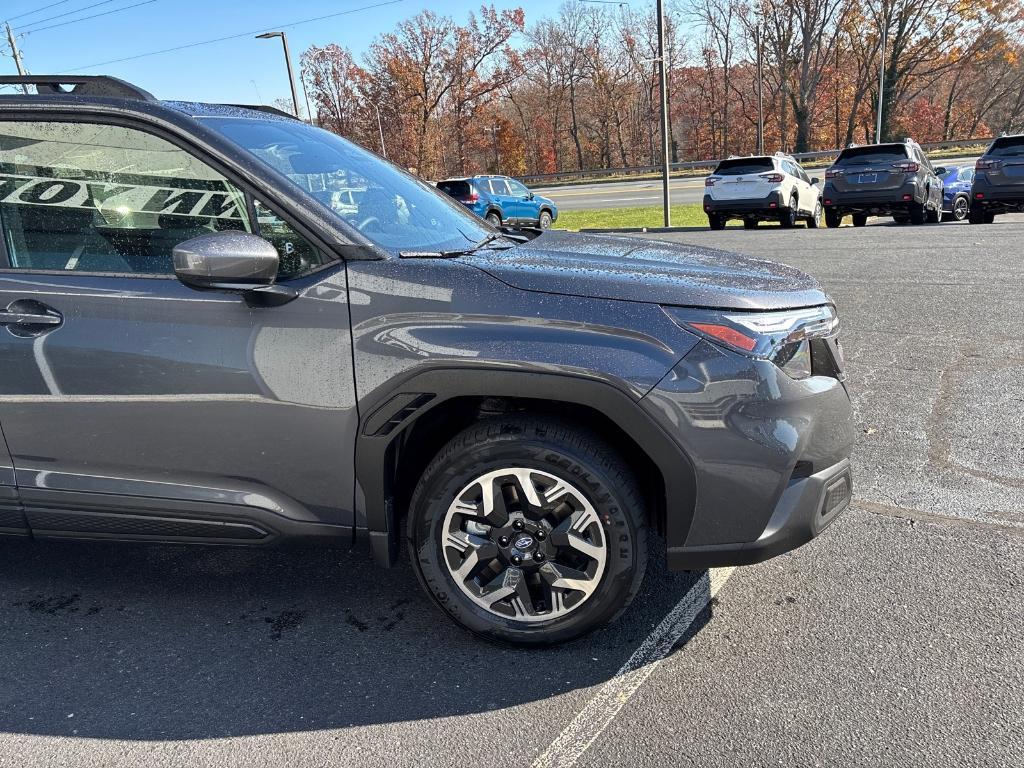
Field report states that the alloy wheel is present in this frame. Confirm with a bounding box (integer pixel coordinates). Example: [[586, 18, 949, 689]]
[[441, 467, 608, 623], [953, 197, 969, 221]]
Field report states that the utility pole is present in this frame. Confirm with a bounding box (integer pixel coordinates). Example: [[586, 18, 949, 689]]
[[372, 102, 387, 158], [876, 23, 887, 143], [656, 0, 671, 227], [755, 23, 764, 155], [485, 125, 500, 173], [5, 24, 29, 94], [256, 31, 301, 119]]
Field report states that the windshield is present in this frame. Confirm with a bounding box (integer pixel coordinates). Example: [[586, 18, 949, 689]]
[[201, 117, 491, 254]]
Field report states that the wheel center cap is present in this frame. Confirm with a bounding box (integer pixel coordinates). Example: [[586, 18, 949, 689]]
[[513, 534, 535, 551]]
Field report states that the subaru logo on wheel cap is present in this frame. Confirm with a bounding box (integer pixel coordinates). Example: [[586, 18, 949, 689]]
[[514, 535, 535, 550]]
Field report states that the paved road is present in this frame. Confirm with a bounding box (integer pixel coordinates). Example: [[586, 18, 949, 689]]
[[1, 222, 1022, 767], [534, 157, 981, 210]]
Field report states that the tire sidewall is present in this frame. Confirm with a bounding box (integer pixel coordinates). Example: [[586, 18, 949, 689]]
[[410, 438, 642, 645]]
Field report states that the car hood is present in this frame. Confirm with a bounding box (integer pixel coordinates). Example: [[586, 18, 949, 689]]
[[464, 231, 829, 310]]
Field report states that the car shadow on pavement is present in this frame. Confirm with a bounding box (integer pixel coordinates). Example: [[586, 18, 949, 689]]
[[0, 538, 708, 740]]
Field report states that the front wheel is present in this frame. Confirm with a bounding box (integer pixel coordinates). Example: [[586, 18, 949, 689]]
[[409, 418, 648, 645], [945, 196, 969, 222], [538, 210, 553, 229]]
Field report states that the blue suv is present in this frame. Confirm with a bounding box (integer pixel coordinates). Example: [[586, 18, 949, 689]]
[[437, 175, 558, 229]]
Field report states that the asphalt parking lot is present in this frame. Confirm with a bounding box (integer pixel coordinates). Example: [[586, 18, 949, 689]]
[[1, 219, 1022, 767]]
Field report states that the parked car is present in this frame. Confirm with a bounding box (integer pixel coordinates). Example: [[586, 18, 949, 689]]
[[969, 134, 1024, 224], [703, 153, 822, 230], [935, 166, 974, 222], [0, 75, 853, 645], [437, 175, 557, 229], [822, 139, 943, 227]]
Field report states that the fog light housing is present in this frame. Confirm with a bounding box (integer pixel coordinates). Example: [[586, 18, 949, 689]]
[[822, 475, 852, 517]]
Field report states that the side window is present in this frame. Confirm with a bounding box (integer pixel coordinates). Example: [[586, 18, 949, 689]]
[[962, 168, 975, 183], [507, 179, 530, 197], [254, 200, 327, 279], [0, 120, 250, 273], [490, 179, 511, 196]]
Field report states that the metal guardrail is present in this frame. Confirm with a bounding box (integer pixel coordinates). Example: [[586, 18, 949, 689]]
[[518, 137, 993, 186]]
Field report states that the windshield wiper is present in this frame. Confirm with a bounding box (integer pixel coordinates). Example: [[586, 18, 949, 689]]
[[400, 232, 516, 259]]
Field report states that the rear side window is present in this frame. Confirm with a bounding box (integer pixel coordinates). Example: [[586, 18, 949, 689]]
[[713, 158, 774, 176], [489, 178, 511, 195], [835, 145, 908, 166], [988, 137, 1024, 157], [437, 180, 471, 197], [0, 120, 251, 274]]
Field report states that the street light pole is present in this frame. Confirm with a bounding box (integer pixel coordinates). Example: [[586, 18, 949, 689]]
[[876, 23, 887, 143], [656, 0, 671, 227], [256, 31, 301, 120]]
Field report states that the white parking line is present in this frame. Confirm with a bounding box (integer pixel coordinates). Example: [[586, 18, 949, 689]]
[[532, 567, 736, 768]]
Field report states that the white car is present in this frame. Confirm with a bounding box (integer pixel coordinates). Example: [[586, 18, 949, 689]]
[[703, 153, 823, 230]]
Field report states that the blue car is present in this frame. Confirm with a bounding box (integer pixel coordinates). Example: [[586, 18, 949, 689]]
[[937, 165, 974, 221], [437, 175, 558, 229]]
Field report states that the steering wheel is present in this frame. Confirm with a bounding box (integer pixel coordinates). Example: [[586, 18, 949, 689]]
[[356, 216, 381, 232]]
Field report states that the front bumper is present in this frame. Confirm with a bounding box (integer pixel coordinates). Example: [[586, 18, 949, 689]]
[[641, 339, 855, 570]]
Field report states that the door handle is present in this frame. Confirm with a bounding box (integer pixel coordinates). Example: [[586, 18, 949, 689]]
[[0, 311, 62, 326], [0, 300, 63, 336]]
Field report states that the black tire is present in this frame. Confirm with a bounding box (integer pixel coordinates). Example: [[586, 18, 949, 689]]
[[852, 213, 868, 228], [908, 202, 926, 225], [743, 219, 759, 230], [538, 210, 553, 229], [486, 211, 502, 227], [926, 203, 941, 224], [409, 417, 649, 646], [780, 196, 798, 229], [985, 211, 996, 224], [825, 209, 843, 229], [806, 200, 822, 229], [708, 213, 726, 231], [968, 207, 986, 225], [893, 214, 910, 224]]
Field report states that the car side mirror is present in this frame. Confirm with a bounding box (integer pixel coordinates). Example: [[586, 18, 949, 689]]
[[527, 192, 535, 200], [934, 167, 946, 177], [811, 177, 821, 186], [173, 231, 296, 306]]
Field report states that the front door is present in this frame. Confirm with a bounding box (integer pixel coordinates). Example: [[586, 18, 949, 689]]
[[0, 117, 358, 540]]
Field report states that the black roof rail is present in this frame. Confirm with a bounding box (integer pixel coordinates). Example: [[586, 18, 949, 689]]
[[0, 75, 155, 101], [222, 103, 299, 120]]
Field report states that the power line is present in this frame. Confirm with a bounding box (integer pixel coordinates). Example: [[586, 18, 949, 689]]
[[66, 0, 403, 71], [4, 0, 75, 24], [24, 0, 155, 34], [20, 0, 142, 30]]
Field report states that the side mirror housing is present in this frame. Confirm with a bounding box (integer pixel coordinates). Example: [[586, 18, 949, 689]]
[[811, 177, 821, 186], [173, 231, 296, 306], [527, 191, 535, 200]]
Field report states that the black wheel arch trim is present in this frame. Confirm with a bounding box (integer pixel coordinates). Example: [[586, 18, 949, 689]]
[[354, 367, 698, 567]]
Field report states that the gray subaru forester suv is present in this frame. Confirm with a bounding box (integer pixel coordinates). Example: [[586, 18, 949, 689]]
[[0, 76, 854, 644]]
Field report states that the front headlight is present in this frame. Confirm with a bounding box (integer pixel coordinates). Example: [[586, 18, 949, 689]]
[[662, 304, 840, 380]]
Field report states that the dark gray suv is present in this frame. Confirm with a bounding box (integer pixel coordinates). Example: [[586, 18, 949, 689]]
[[0, 76, 854, 644]]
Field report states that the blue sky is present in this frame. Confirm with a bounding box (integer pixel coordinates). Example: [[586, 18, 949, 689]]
[[1, 0, 558, 107]]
